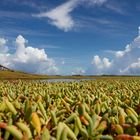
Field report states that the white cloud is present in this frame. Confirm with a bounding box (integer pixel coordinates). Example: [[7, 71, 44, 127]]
[[92, 55, 112, 69], [61, 60, 65, 65], [105, 2, 125, 15], [0, 38, 6, 46], [0, 35, 59, 75], [139, 26, 140, 36], [85, 0, 107, 6], [90, 55, 112, 74], [115, 44, 131, 57], [72, 67, 85, 75], [34, 0, 78, 32], [0, 38, 8, 53], [114, 27, 140, 58], [34, 0, 107, 31], [103, 57, 112, 68], [92, 55, 101, 65], [89, 27, 140, 75], [112, 27, 140, 58], [120, 58, 140, 75]]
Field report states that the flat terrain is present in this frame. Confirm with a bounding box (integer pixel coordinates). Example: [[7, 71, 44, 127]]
[[0, 70, 140, 80], [0, 70, 48, 79]]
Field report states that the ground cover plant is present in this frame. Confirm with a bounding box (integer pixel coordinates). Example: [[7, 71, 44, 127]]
[[0, 79, 140, 140]]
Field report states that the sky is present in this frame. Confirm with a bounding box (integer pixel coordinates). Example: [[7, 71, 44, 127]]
[[0, 0, 140, 75]]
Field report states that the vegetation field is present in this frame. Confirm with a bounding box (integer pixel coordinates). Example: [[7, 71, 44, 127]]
[[0, 70, 96, 80], [0, 71, 48, 79], [1, 69, 139, 80], [0, 79, 140, 140]]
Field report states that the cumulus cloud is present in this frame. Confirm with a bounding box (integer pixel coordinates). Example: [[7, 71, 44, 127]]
[[0, 38, 8, 53], [0, 38, 6, 46], [72, 67, 85, 75], [115, 44, 131, 58], [0, 35, 59, 75], [90, 55, 112, 74], [92, 55, 112, 69], [89, 26, 140, 75], [33, 0, 107, 31], [139, 26, 140, 36], [114, 27, 140, 58], [120, 58, 140, 75]]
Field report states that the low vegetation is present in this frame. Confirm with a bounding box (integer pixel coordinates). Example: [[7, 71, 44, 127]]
[[0, 79, 140, 139], [0, 71, 48, 79]]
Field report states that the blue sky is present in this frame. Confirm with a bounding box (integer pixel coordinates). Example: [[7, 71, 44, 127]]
[[0, 0, 140, 75]]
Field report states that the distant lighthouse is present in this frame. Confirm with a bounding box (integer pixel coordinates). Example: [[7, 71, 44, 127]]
[[139, 26, 140, 36]]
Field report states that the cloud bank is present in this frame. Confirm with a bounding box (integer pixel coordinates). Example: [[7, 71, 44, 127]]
[[1, 27, 140, 75], [34, 0, 107, 31], [0, 35, 59, 74], [89, 27, 140, 75], [72, 67, 85, 75]]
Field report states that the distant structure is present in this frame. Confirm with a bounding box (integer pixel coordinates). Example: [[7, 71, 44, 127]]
[[0, 65, 11, 71], [139, 26, 140, 36]]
